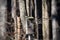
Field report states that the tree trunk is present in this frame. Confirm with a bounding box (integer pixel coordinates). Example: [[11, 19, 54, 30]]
[[17, 17, 21, 40], [42, 0, 49, 40], [26, 0, 29, 16], [11, 0, 17, 40], [18, 0, 26, 32], [51, 0, 59, 40], [0, 0, 7, 40], [34, 0, 38, 39]]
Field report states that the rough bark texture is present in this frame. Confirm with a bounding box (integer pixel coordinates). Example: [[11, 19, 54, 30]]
[[17, 17, 21, 40], [42, 0, 49, 40], [11, 0, 17, 40], [18, 0, 26, 32]]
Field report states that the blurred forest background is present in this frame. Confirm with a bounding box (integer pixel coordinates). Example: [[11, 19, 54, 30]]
[[0, 0, 60, 40]]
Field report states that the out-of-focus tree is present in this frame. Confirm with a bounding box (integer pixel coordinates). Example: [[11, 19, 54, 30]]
[[0, 0, 7, 40]]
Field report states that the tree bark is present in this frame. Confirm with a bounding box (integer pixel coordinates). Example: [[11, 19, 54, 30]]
[[42, 0, 49, 40], [34, 0, 38, 39], [11, 0, 17, 40], [0, 0, 7, 40], [17, 17, 21, 40], [18, 0, 26, 32], [51, 0, 59, 40], [26, 0, 29, 16]]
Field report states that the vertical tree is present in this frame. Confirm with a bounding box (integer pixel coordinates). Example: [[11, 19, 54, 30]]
[[18, 0, 26, 40], [17, 17, 21, 40], [51, 0, 59, 40], [26, 0, 29, 16], [18, 0, 26, 32], [34, 0, 38, 39], [11, 0, 17, 40], [42, 0, 49, 40], [0, 0, 7, 40]]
